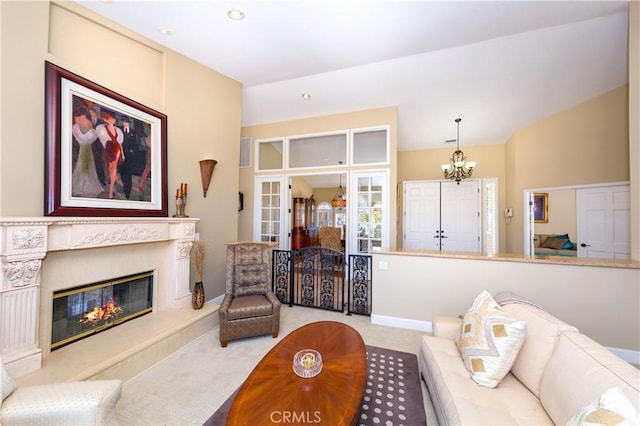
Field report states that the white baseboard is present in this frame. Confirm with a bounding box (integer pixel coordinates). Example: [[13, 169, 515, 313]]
[[370, 315, 640, 366], [371, 314, 433, 333], [209, 294, 224, 304]]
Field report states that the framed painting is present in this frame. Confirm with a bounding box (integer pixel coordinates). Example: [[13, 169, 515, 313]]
[[533, 193, 549, 223], [45, 61, 168, 216]]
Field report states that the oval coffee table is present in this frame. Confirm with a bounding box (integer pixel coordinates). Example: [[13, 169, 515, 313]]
[[226, 320, 366, 426]]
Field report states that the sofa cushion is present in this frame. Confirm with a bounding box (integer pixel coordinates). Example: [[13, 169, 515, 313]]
[[567, 387, 639, 426], [1, 361, 17, 401], [540, 236, 568, 250], [455, 290, 527, 388], [419, 335, 553, 425], [234, 263, 268, 296], [502, 303, 578, 398], [540, 332, 640, 425], [227, 294, 273, 320]]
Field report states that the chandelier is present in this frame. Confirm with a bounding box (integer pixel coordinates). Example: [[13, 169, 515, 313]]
[[441, 118, 476, 184], [331, 174, 346, 210]]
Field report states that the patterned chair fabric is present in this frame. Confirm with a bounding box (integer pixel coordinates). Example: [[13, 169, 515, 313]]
[[219, 242, 281, 347], [1, 360, 121, 425], [319, 226, 343, 252]]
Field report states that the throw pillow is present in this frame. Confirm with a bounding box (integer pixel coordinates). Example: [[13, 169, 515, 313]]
[[455, 290, 527, 388], [540, 237, 569, 250], [234, 263, 268, 296], [1, 361, 17, 401], [568, 387, 639, 426]]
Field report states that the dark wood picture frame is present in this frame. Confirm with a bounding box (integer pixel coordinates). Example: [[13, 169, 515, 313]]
[[533, 192, 549, 223], [45, 62, 168, 217]]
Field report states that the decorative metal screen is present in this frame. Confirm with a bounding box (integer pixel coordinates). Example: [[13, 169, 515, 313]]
[[272, 249, 371, 315], [51, 271, 153, 350]]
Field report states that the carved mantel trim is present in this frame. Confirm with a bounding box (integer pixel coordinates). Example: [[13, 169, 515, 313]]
[[0, 216, 199, 378]]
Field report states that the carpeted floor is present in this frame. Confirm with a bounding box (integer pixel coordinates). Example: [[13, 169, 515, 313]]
[[205, 345, 426, 426], [115, 305, 438, 425]]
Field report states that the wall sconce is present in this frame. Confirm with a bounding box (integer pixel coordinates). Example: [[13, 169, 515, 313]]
[[199, 159, 217, 197]]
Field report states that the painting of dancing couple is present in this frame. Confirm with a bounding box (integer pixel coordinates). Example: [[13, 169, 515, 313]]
[[45, 61, 167, 217], [71, 95, 151, 201]]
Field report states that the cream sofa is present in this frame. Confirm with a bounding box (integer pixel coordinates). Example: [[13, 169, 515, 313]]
[[1, 361, 121, 425], [419, 298, 640, 425]]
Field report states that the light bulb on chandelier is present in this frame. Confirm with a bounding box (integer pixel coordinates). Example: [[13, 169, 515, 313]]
[[331, 174, 346, 210], [441, 118, 476, 184]]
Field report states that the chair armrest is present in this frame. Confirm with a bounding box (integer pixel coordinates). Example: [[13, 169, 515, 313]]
[[219, 293, 233, 318], [1, 380, 121, 425], [265, 290, 281, 308], [432, 316, 462, 340]]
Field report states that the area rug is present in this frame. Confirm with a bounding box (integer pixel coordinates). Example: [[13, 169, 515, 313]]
[[204, 345, 426, 426]]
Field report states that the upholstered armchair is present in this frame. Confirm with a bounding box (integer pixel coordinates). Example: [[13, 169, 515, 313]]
[[1, 361, 121, 425], [319, 227, 343, 252], [219, 242, 281, 347]]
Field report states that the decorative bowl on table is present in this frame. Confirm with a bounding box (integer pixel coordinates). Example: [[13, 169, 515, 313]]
[[293, 349, 323, 378]]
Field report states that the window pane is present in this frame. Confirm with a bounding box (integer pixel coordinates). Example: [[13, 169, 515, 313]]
[[289, 134, 346, 168], [353, 130, 387, 164], [258, 140, 283, 170]]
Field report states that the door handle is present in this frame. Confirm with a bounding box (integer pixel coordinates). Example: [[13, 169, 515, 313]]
[[580, 243, 591, 247]]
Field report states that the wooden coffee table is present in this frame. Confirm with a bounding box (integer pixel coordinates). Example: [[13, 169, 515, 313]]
[[226, 321, 366, 426]]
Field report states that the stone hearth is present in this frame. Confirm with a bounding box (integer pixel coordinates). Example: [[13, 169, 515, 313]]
[[0, 217, 203, 379]]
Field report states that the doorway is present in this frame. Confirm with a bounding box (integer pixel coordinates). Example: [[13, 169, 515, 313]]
[[524, 182, 630, 259], [403, 180, 481, 253]]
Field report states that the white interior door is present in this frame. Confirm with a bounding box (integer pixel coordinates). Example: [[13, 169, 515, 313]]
[[403, 181, 440, 250], [253, 176, 287, 249], [403, 180, 481, 253], [577, 185, 630, 259], [440, 181, 481, 252]]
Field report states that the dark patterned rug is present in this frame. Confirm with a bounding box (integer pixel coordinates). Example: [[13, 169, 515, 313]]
[[204, 345, 426, 426]]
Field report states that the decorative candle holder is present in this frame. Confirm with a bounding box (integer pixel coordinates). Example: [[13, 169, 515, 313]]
[[173, 195, 188, 218], [173, 183, 189, 217], [293, 349, 322, 378]]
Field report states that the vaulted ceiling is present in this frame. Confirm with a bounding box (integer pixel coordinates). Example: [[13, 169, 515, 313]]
[[76, 1, 629, 151]]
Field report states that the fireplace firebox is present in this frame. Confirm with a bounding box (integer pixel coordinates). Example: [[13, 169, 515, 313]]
[[51, 271, 154, 350]]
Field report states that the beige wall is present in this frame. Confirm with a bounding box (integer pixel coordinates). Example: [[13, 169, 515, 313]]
[[397, 144, 506, 249], [372, 252, 640, 351], [534, 190, 576, 240], [240, 107, 398, 243], [0, 1, 242, 300], [630, 2, 640, 259], [396, 86, 629, 254], [505, 86, 629, 254]]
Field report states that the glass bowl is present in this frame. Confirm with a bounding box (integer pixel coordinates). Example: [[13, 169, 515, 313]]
[[292, 349, 323, 378]]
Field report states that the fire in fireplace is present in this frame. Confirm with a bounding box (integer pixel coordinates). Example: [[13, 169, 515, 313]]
[[51, 271, 153, 350]]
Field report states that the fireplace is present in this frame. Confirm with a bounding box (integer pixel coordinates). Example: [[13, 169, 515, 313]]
[[51, 271, 154, 350]]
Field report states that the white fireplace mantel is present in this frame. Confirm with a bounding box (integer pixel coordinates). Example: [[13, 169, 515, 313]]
[[0, 216, 199, 377]]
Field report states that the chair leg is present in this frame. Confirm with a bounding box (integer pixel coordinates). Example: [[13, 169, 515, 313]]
[[272, 332, 278, 338], [221, 340, 228, 348]]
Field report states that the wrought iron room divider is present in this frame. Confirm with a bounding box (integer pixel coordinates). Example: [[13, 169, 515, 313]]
[[272, 247, 372, 315]]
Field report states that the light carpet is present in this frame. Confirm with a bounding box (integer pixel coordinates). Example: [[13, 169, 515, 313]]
[[205, 345, 426, 425], [115, 305, 438, 425]]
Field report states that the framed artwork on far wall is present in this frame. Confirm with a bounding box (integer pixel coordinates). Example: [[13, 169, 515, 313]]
[[533, 193, 549, 223], [44, 61, 168, 217]]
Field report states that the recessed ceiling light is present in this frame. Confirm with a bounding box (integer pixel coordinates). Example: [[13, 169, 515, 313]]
[[227, 9, 245, 20], [158, 27, 171, 36], [302, 93, 311, 100]]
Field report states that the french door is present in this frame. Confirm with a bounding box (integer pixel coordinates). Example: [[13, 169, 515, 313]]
[[577, 184, 630, 259], [403, 180, 481, 252], [253, 176, 287, 249]]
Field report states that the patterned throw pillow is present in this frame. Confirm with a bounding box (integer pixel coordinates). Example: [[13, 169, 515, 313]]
[[1, 361, 17, 401], [234, 263, 268, 296], [455, 290, 527, 388], [540, 237, 569, 250], [568, 387, 639, 426]]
